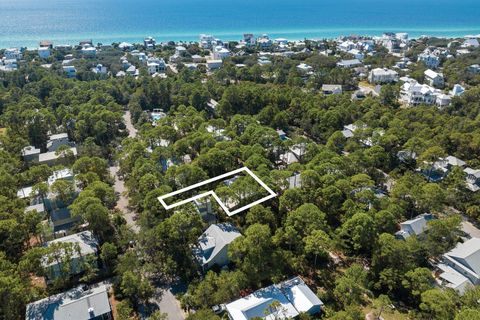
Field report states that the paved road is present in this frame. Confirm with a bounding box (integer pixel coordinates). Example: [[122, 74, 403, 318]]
[[461, 217, 480, 238], [150, 287, 186, 320]]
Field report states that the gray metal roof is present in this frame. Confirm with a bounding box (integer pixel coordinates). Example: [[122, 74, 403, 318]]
[[26, 285, 111, 320], [195, 223, 241, 266]]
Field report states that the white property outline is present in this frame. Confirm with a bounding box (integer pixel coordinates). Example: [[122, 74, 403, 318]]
[[158, 167, 277, 216]]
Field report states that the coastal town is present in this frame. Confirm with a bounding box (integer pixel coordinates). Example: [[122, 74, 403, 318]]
[[1, 30, 480, 320]]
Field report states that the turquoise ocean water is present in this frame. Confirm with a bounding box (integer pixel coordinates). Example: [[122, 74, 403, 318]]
[[1, 0, 480, 48]]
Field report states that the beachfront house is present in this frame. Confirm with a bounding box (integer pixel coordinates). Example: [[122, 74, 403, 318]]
[[225, 276, 323, 320], [395, 213, 434, 240], [38, 47, 51, 59], [42, 231, 98, 282], [144, 36, 156, 49], [368, 68, 398, 84], [26, 284, 112, 320], [424, 69, 444, 88], [437, 237, 480, 294], [194, 223, 241, 271], [4, 48, 22, 60]]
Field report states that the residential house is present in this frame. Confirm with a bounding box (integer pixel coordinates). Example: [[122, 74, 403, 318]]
[[4, 48, 22, 60], [92, 64, 108, 75], [368, 68, 398, 84], [296, 63, 313, 75], [38, 147, 77, 166], [225, 276, 323, 320], [462, 37, 480, 48], [38, 47, 51, 59], [26, 284, 112, 320], [464, 168, 480, 192], [39, 40, 53, 49], [47, 133, 72, 152], [21, 145, 41, 162], [147, 57, 166, 75], [395, 213, 434, 240], [63, 65, 77, 78], [336, 59, 362, 68], [418, 53, 441, 69], [437, 237, 480, 294], [207, 59, 223, 70], [257, 56, 271, 65], [42, 231, 98, 282], [321, 84, 342, 95], [424, 69, 444, 88], [348, 48, 364, 60], [194, 223, 241, 271], [199, 34, 217, 49], [341, 123, 367, 139], [467, 64, 480, 74], [450, 84, 465, 97], [287, 173, 302, 189], [17, 186, 46, 214], [81, 45, 96, 57], [421, 155, 466, 182], [192, 54, 204, 63], [118, 42, 134, 51], [213, 46, 231, 60], [400, 79, 438, 106], [257, 35, 273, 49], [144, 36, 156, 49]]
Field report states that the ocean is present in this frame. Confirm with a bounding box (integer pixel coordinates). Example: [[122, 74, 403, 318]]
[[1, 0, 480, 48]]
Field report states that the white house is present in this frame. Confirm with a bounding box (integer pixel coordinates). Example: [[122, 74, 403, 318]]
[[296, 63, 313, 74], [144, 36, 156, 49], [337, 59, 362, 68], [147, 57, 166, 75], [26, 284, 112, 320], [81, 46, 96, 57], [63, 65, 77, 78], [418, 53, 441, 69], [213, 46, 231, 60], [368, 68, 398, 84], [348, 48, 364, 60], [38, 47, 51, 59], [400, 79, 438, 106], [462, 37, 479, 48], [424, 69, 444, 88], [395, 213, 434, 240], [194, 223, 241, 271], [199, 34, 218, 49], [118, 42, 134, 51], [225, 277, 323, 320], [47, 133, 72, 152], [257, 35, 273, 49], [4, 48, 22, 60], [438, 238, 480, 294], [42, 231, 98, 282]]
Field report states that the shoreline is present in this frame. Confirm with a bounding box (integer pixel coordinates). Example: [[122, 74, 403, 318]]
[[2, 28, 480, 50]]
